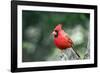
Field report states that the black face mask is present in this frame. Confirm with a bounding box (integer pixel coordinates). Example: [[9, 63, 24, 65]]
[[54, 30, 58, 38]]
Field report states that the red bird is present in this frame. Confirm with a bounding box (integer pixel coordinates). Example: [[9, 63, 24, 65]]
[[52, 24, 73, 49], [52, 24, 80, 60]]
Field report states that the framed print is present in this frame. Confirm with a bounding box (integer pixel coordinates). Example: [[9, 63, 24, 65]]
[[11, 1, 97, 72]]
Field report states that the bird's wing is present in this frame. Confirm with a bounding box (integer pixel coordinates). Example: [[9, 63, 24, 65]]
[[62, 31, 73, 45]]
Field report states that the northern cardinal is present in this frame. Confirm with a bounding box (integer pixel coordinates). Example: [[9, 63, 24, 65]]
[[52, 24, 80, 60]]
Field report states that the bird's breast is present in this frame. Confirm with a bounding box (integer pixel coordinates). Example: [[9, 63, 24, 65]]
[[54, 35, 72, 50]]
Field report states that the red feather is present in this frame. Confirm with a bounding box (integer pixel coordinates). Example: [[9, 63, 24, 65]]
[[52, 24, 73, 50]]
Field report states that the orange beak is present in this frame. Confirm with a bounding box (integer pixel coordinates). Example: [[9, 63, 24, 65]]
[[51, 31, 57, 36]]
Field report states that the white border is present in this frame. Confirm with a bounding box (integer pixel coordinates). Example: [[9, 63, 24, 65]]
[[17, 5, 94, 68]]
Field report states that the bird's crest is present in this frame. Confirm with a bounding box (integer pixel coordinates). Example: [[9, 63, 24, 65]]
[[54, 24, 62, 31]]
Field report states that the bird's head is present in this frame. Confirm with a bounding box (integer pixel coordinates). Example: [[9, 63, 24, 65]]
[[52, 24, 62, 37]]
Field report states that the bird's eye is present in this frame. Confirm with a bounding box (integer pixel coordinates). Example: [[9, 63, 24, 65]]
[[54, 30, 58, 37], [55, 30, 58, 32]]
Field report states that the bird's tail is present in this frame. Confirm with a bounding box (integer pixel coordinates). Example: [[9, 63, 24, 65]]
[[62, 47, 80, 60]]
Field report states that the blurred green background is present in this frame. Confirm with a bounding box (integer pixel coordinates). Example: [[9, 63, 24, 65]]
[[22, 10, 90, 62]]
